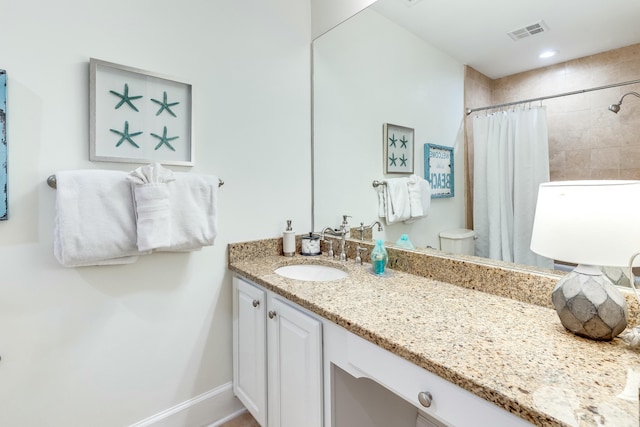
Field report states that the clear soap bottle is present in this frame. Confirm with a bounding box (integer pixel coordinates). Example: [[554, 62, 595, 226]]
[[370, 239, 388, 275]]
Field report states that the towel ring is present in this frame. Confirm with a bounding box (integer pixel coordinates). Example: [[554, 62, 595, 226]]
[[47, 175, 224, 189]]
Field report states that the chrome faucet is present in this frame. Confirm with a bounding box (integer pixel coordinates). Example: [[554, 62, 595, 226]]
[[356, 221, 383, 241], [321, 225, 348, 262], [355, 246, 367, 265], [320, 215, 349, 261]]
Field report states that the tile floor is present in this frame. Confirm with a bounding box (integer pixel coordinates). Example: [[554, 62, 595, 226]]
[[219, 411, 260, 427]]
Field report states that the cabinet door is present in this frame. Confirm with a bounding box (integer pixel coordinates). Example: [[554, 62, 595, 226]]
[[267, 297, 323, 427], [233, 277, 267, 426]]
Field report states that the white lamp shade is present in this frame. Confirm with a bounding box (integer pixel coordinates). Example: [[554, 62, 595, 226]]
[[530, 180, 640, 267]]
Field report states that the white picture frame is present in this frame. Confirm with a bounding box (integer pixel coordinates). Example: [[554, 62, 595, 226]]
[[89, 58, 194, 166]]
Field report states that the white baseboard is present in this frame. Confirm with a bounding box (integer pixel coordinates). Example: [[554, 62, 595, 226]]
[[130, 382, 245, 427]]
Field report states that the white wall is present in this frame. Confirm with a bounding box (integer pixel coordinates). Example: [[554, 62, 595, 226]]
[[0, 0, 311, 426], [310, 0, 376, 39], [313, 8, 465, 248]]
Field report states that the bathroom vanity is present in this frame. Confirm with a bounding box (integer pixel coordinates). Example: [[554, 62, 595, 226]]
[[229, 238, 640, 427]]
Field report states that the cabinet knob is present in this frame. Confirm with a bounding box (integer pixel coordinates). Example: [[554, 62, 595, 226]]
[[252, 299, 260, 308], [268, 310, 277, 319], [418, 391, 432, 408]]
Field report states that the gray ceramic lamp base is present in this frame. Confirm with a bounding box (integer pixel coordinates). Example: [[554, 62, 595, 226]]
[[552, 264, 628, 341]]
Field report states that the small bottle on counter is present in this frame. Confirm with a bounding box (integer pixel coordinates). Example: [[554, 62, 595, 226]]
[[371, 239, 388, 275], [395, 234, 415, 249], [283, 220, 295, 257]]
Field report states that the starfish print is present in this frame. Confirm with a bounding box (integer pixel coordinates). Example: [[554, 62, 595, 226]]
[[400, 136, 408, 148], [150, 91, 179, 117], [388, 134, 397, 148], [109, 83, 142, 112], [388, 153, 398, 166], [150, 126, 178, 151], [110, 121, 142, 148], [400, 154, 408, 167]]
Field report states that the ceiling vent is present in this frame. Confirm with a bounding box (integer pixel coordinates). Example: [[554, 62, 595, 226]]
[[507, 20, 549, 41]]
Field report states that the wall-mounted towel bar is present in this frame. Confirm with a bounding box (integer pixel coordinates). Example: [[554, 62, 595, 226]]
[[47, 174, 224, 189], [372, 180, 387, 188]]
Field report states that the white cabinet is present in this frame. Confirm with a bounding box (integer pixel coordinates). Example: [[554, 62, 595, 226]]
[[234, 274, 532, 427], [267, 296, 323, 427], [233, 276, 267, 426], [233, 276, 323, 427]]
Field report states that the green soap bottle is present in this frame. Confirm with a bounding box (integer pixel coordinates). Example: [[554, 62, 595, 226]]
[[371, 239, 388, 275]]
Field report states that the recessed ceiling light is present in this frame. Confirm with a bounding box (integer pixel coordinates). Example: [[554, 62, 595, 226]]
[[539, 50, 558, 59]]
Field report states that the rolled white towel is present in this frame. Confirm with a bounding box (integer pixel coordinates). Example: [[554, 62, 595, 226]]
[[127, 163, 175, 252], [128, 162, 175, 185], [131, 184, 171, 252]]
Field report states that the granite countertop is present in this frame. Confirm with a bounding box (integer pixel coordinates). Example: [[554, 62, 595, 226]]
[[228, 239, 640, 427]]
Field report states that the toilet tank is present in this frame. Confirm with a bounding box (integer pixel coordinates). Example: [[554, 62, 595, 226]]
[[439, 229, 476, 255]]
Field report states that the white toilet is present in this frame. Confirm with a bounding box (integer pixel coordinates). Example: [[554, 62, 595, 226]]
[[439, 229, 476, 255]]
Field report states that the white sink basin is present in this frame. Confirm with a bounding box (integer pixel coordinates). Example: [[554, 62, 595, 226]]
[[274, 264, 348, 282]]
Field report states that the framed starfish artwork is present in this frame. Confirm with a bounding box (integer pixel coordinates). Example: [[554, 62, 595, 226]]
[[383, 123, 414, 174], [89, 58, 193, 166]]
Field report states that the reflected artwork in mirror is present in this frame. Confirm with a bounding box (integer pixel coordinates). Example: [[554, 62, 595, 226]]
[[311, 0, 640, 277], [312, 2, 465, 250]]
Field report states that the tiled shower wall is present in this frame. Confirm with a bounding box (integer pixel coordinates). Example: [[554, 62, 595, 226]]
[[464, 43, 640, 225]]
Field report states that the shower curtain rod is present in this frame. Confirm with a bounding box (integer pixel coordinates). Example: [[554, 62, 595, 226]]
[[466, 77, 640, 116]]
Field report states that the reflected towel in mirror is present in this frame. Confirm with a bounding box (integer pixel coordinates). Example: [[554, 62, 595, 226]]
[[405, 174, 431, 223], [378, 177, 411, 224], [377, 174, 431, 225]]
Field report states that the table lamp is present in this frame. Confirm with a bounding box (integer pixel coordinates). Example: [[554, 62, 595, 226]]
[[530, 180, 640, 341]]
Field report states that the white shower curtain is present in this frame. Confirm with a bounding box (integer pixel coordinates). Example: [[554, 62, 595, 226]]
[[473, 106, 553, 269]]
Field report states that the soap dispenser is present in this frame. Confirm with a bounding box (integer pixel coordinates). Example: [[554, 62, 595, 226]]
[[370, 239, 388, 275], [283, 220, 295, 257]]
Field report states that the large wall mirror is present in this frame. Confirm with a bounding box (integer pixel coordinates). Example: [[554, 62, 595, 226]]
[[312, 0, 466, 250], [312, 0, 640, 276]]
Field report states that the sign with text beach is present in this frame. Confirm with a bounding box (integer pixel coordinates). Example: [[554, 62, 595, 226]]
[[424, 143, 454, 198]]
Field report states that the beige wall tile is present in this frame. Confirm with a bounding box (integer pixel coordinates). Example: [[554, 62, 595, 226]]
[[621, 146, 640, 169], [465, 43, 640, 184], [620, 168, 640, 179], [591, 147, 621, 170]]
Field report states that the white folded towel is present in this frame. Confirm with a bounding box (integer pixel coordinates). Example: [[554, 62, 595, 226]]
[[53, 168, 219, 267], [127, 163, 175, 252], [407, 174, 424, 217], [377, 190, 387, 218], [404, 174, 431, 223], [54, 170, 147, 267], [379, 177, 411, 224], [157, 172, 219, 251]]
